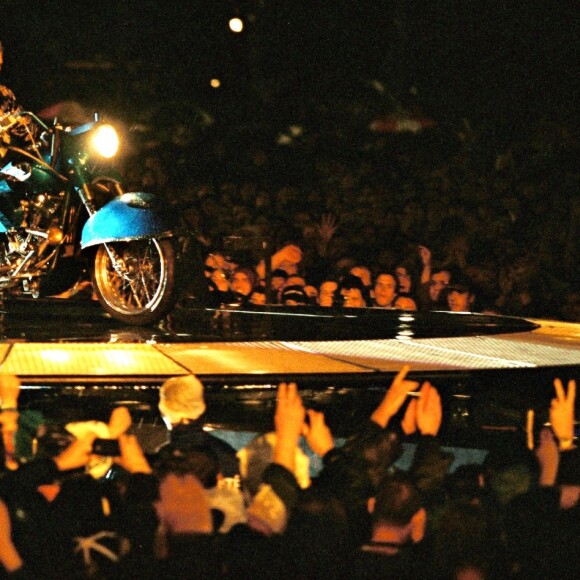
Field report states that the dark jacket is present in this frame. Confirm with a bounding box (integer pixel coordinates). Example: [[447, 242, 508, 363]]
[[155, 419, 239, 478]]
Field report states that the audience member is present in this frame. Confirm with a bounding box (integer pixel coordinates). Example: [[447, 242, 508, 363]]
[[229, 267, 258, 306], [351, 471, 432, 579], [444, 272, 477, 313], [337, 273, 369, 308], [317, 279, 338, 307], [394, 259, 420, 302], [155, 374, 239, 478], [370, 271, 398, 309], [350, 264, 373, 299], [269, 268, 289, 303], [280, 284, 309, 306], [204, 252, 238, 308], [249, 286, 267, 305], [393, 295, 418, 310]]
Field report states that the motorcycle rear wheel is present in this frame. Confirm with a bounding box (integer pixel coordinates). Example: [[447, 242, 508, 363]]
[[92, 238, 176, 325]]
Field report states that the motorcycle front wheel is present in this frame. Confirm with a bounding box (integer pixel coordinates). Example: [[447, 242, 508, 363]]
[[92, 238, 176, 325]]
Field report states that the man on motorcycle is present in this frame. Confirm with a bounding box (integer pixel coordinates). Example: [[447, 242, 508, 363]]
[[0, 41, 18, 113], [0, 40, 39, 229], [0, 40, 35, 160], [1, 40, 19, 157]]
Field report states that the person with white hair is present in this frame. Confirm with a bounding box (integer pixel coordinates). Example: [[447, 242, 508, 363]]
[[155, 374, 239, 478]]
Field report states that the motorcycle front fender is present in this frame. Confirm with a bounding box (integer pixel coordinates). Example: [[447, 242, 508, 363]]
[[81, 191, 178, 249]]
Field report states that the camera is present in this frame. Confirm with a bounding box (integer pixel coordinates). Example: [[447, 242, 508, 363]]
[[92, 438, 121, 456]]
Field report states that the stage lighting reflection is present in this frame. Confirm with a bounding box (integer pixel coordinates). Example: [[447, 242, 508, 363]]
[[396, 330, 414, 340], [394, 312, 417, 340], [41, 349, 70, 363]]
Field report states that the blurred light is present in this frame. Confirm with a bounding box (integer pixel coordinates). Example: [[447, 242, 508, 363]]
[[210, 78, 221, 88], [288, 125, 303, 137], [399, 314, 415, 323], [229, 17, 244, 33], [397, 329, 414, 337], [92, 124, 119, 158]]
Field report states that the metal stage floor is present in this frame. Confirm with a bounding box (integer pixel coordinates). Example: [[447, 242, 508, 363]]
[[1, 297, 578, 442]]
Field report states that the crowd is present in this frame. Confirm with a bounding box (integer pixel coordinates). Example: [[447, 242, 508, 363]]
[[118, 100, 579, 322], [199, 239, 491, 314], [0, 367, 577, 579]]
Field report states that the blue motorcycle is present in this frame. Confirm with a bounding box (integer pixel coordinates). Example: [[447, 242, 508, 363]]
[[0, 110, 180, 325]]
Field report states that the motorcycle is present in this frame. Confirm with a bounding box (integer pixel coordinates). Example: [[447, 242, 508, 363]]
[[0, 110, 180, 325]]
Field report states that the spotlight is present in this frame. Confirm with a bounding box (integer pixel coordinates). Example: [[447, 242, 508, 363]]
[[229, 17, 244, 33]]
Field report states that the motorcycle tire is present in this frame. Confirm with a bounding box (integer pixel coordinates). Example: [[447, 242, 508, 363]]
[[92, 238, 176, 326]]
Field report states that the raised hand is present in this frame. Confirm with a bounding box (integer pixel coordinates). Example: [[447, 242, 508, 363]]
[[535, 427, 559, 486], [415, 382, 443, 436], [418, 245, 432, 267], [303, 409, 334, 457], [418, 245, 432, 284], [0, 375, 21, 469], [371, 365, 420, 428], [0, 374, 20, 410], [108, 406, 132, 439], [400, 381, 443, 436], [53, 432, 97, 472], [271, 244, 303, 270], [317, 214, 338, 244], [401, 398, 418, 435], [550, 378, 576, 450], [0, 499, 23, 573], [275, 382, 305, 442], [210, 267, 230, 291], [117, 434, 152, 474], [274, 382, 305, 472]]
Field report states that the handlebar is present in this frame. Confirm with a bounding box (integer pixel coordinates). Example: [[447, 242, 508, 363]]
[[0, 112, 19, 133], [0, 110, 51, 135]]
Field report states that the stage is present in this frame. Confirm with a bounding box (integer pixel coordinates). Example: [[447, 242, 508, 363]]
[[1, 297, 578, 445]]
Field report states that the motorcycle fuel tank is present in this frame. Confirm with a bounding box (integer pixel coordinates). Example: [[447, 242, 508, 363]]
[[80, 191, 177, 248]]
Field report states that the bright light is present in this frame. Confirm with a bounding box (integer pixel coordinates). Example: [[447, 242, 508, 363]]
[[106, 351, 133, 366], [92, 124, 119, 158], [210, 78, 221, 88], [41, 349, 70, 363], [229, 17, 244, 33]]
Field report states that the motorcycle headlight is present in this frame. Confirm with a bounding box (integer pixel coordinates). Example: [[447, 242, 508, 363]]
[[92, 124, 119, 158]]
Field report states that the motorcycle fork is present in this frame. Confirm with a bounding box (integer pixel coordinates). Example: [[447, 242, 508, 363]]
[[101, 242, 146, 309]]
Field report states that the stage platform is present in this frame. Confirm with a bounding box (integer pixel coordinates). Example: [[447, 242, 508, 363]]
[[1, 298, 578, 442]]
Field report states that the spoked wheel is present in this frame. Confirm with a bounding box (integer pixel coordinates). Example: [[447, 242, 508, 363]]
[[92, 238, 176, 325]]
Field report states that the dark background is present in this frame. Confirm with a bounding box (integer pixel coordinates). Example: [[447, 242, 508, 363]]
[[2, 0, 577, 129]]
